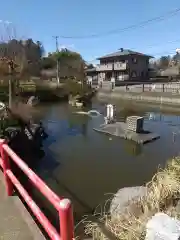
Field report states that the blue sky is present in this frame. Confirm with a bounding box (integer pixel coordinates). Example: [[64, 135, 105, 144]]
[[1, 0, 180, 62]]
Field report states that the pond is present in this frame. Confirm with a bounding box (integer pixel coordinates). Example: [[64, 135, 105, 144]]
[[29, 100, 180, 234]]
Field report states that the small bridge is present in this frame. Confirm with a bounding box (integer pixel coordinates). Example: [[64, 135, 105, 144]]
[[0, 139, 74, 240]]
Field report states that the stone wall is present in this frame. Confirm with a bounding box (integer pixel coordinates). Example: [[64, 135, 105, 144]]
[[98, 90, 180, 106]]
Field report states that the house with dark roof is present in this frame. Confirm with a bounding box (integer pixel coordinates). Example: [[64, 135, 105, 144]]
[[94, 48, 153, 82]]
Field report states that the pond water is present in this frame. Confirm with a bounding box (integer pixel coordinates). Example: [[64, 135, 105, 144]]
[[29, 100, 180, 234]]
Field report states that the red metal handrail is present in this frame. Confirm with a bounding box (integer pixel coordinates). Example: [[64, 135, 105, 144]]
[[0, 139, 74, 240]]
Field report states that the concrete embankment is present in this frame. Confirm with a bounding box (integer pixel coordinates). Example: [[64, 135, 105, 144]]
[[97, 89, 180, 106]]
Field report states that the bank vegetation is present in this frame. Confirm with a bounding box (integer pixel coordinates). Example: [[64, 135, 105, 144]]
[[0, 35, 91, 103], [85, 157, 180, 239]]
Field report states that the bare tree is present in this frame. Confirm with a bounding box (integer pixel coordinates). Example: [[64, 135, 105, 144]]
[[0, 22, 43, 108], [0, 21, 20, 108]]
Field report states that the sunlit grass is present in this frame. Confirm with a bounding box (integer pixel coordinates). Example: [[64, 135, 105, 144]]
[[84, 157, 180, 240]]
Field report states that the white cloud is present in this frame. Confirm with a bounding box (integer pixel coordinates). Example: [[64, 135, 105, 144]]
[[59, 44, 75, 50], [0, 20, 12, 24]]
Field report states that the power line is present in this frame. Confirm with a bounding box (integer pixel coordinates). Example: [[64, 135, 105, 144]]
[[53, 36, 180, 64], [85, 49, 177, 63], [151, 49, 176, 57], [133, 38, 180, 51], [85, 49, 177, 64], [85, 37, 180, 63], [59, 8, 180, 39]]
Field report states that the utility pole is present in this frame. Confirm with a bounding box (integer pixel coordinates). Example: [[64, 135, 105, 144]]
[[8, 60, 14, 109], [53, 36, 60, 85]]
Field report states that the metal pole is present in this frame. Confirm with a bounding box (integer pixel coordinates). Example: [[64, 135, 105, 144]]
[[53, 36, 60, 86], [8, 63, 12, 108]]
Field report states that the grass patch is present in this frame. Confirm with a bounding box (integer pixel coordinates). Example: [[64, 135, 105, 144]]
[[84, 157, 180, 240], [62, 79, 91, 96]]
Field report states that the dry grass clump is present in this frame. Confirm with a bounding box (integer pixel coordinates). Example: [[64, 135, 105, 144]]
[[84, 157, 180, 240]]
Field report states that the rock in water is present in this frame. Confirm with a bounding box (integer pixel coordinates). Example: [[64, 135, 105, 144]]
[[110, 186, 147, 219], [146, 213, 180, 240]]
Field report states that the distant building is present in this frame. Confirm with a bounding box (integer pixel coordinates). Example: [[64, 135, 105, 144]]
[[85, 67, 98, 85], [86, 48, 153, 83]]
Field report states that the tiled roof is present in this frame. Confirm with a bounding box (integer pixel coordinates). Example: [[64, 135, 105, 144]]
[[85, 67, 96, 72], [97, 49, 153, 60]]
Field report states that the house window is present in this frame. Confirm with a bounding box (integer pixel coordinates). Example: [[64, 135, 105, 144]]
[[132, 58, 138, 64]]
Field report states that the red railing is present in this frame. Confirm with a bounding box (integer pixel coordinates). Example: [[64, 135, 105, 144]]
[[0, 139, 74, 240]]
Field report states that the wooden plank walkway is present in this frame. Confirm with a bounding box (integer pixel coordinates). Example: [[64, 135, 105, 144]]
[[0, 171, 45, 240], [94, 122, 160, 144]]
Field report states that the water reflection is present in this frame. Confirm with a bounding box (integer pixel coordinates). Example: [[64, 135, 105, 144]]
[[118, 108, 180, 129], [118, 108, 180, 145], [29, 102, 180, 234], [68, 114, 89, 139], [123, 140, 142, 156], [81, 123, 88, 137], [146, 112, 180, 142], [146, 112, 180, 125]]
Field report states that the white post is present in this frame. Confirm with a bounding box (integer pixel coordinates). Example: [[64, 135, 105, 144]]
[[89, 77, 92, 88], [109, 104, 114, 120], [106, 104, 110, 119], [106, 104, 114, 122]]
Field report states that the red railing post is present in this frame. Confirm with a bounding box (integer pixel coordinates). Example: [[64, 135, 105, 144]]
[[0, 142, 75, 239], [0, 139, 13, 196], [59, 199, 74, 240]]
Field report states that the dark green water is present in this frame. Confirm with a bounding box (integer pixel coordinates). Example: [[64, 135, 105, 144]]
[[29, 100, 180, 234]]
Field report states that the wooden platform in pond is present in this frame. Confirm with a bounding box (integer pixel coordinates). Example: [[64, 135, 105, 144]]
[[93, 122, 160, 144]]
